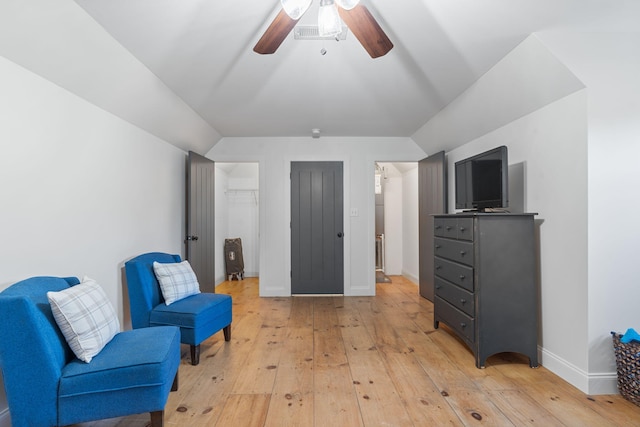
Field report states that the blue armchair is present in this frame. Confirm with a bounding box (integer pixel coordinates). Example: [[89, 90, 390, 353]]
[[124, 252, 232, 365], [0, 276, 180, 427]]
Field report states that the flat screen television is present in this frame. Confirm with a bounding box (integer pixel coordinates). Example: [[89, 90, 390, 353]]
[[455, 146, 508, 211]]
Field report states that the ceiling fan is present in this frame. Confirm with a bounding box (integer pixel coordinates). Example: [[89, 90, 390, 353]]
[[254, 0, 393, 58]]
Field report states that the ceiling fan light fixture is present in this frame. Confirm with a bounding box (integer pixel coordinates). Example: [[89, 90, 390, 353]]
[[318, 0, 342, 37], [281, 0, 313, 20], [335, 0, 360, 10]]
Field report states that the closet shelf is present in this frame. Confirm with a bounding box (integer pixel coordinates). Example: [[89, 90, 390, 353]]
[[224, 189, 259, 204], [225, 189, 259, 193]]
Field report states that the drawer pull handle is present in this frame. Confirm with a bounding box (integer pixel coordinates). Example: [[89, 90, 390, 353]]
[[460, 227, 465, 232], [445, 226, 452, 231], [459, 275, 465, 280], [460, 299, 466, 304], [460, 322, 467, 328], [435, 225, 441, 230], [460, 250, 466, 256], [435, 244, 441, 249], [435, 285, 441, 290], [435, 265, 442, 270]]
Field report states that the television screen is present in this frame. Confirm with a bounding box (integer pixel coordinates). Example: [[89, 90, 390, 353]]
[[455, 146, 508, 211]]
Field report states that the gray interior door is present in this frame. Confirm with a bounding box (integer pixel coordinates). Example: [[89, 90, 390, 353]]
[[186, 151, 215, 293], [291, 161, 344, 294], [418, 151, 447, 301]]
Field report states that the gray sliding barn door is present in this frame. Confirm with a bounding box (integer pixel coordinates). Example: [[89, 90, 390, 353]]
[[186, 151, 215, 293], [291, 161, 344, 294], [418, 151, 447, 301]]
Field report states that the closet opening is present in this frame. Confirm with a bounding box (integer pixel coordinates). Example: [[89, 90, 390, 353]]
[[215, 162, 260, 286]]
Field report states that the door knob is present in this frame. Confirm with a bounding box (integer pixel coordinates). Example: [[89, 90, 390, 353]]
[[337, 232, 344, 238], [185, 235, 199, 241]]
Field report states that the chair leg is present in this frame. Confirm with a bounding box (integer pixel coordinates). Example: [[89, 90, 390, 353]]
[[223, 324, 231, 341], [171, 371, 179, 391], [150, 410, 164, 427], [190, 344, 200, 365]]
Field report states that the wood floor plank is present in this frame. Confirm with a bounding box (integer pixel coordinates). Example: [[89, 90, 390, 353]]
[[337, 297, 414, 426], [484, 389, 565, 426], [381, 351, 464, 426], [70, 276, 640, 427], [264, 298, 315, 427], [313, 297, 349, 367], [312, 297, 363, 426], [377, 282, 516, 426], [347, 289, 464, 425], [215, 394, 271, 427], [230, 298, 290, 394], [314, 363, 364, 427]]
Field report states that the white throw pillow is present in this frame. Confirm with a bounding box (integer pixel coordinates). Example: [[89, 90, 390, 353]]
[[47, 276, 120, 363], [153, 260, 201, 305]]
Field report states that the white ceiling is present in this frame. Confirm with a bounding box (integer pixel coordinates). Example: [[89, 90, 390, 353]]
[[70, 0, 638, 141]]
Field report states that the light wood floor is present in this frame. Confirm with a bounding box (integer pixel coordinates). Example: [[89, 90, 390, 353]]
[[79, 276, 640, 427]]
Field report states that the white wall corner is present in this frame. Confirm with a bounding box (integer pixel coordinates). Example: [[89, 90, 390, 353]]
[[402, 271, 419, 287], [587, 372, 619, 396], [540, 346, 618, 395], [412, 34, 585, 155], [541, 346, 590, 393], [0, 0, 221, 154]]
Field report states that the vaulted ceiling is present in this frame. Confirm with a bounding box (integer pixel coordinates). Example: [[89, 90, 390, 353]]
[[71, 0, 636, 144]]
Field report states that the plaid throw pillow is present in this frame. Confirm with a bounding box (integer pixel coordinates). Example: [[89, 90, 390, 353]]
[[153, 260, 201, 305], [47, 277, 120, 363]]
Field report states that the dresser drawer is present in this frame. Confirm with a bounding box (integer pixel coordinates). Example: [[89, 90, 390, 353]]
[[435, 296, 475, 343], [434, 257, 474, 292], [456, 218, 474, 241], [434, 237, 474, 266], [434, 217, 474, 241], [435, 277, 474, 316], [434, 218, 457, 238]]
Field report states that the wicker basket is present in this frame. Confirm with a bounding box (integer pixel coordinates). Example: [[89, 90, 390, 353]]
[[612, 332, 640, 406]]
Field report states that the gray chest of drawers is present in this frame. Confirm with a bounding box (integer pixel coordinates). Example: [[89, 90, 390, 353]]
[[433, 213, 538, 368]]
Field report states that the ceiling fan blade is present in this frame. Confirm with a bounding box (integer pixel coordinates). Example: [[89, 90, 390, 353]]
[[254, 9, 299, 55], [338, 4, 393, 58]]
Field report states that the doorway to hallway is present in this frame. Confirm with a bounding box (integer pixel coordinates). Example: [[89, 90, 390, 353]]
[[373, 162, 419, 286]]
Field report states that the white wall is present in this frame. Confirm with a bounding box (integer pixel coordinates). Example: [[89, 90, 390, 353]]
[[436, 31, 640, 395], [446, 91, 589, 389], [0, 0, 220, 154], [412, 36, 585, 154], [381, 168, 403, 275], [207, 138, 426, 297], [402, 167, 420, 284], [0, 56, 186, 423], [539, 31, 640, 393], [412, 35, 596, 392]]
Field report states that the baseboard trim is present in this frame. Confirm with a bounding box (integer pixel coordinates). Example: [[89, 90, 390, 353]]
[[401, 270, 418, 286], [216, 272, 258, 286], [586, 371, 619, 395], [540, 347, 618, 395]]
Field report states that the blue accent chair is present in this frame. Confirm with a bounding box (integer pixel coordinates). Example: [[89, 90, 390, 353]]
[[0, 276, 181, 427], [124, 252, 232, 365]]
